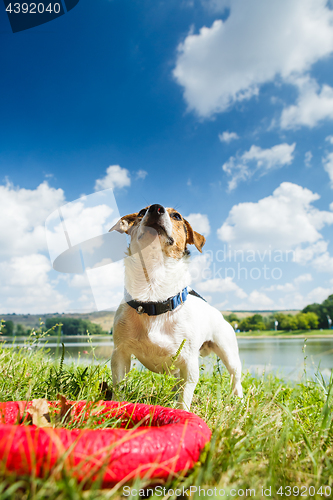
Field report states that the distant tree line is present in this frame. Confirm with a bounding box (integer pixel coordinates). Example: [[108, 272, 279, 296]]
[[0, 318, 109, 336], [0, 321, 29, 336], [45, 317, 107, 336], [302, 294, 333, 329], [225, 294, 333, 332], [0, 320, 15, 336], [225, 311, 319, 332]]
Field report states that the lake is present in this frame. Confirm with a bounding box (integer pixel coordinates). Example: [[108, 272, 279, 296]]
[[1, 335, 332, 381]]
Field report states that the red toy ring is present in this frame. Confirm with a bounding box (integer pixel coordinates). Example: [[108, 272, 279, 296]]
[[0, 400, 211, 487]]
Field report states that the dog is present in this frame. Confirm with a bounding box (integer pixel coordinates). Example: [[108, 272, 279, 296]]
[[109, 204, 243, 409]]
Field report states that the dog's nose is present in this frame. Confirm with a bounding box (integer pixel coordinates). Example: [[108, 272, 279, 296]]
[[148, 204, 165, 215]]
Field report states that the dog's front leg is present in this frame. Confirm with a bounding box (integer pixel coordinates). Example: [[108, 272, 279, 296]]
[[111, 348, 131, 401], [178, 361, 199, 411]]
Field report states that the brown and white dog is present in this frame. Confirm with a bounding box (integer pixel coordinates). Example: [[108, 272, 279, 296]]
[[109, 204, 243, 409]]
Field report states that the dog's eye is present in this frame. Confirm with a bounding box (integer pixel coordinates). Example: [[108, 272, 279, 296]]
[[171, 212, 182, 221], [138, 209, 147, 218]]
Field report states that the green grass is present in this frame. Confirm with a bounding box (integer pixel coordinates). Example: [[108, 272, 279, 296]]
[[0, 342, 332, 500]]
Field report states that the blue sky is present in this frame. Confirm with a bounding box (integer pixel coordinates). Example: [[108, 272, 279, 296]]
[[1, 0, 333, 313]]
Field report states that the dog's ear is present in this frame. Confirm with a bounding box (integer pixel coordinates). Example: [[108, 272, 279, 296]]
[[109, 213, 138, 234], [183, 219, 206, 253]]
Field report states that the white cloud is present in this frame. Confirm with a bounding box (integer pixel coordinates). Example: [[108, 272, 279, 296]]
[[235, 286, 330, 311], [0, 181, 123, 313], [222, 143, 295, 191], [294, 241, 328, 265], [294, 273, 313, 286], [312, 251, 333, 273], [274, 285, 333, 310], [45, 189, 121, 272], [0, 254, 68, 314], [86, 261, 124, 311], [217, 182, 333, 252], [247, 290, 273, 307], [189, 252, 246, 303], [0, 181, 65, 259], [219, 131, 239, 143], [214, 300, 229, 310], [94, 165, 131, 191], [0, 180, 72, 313], [197, 276, 247, 298], [189, 253, 212, 284], [305, 151, 313, 168], [323, 151, 333, 187], [306, 286, 333, 304], [280, 77, 333, 129], [136, 169, 148, 180], [264, 282, 296, 293], [52, 201, 114, 247], [234, 290, 274, 310], [326, 135, 333, 144], [185, 213, 211, 236], [275, 293, 306, 310], [264, 273, 312, 293], [173, 0, 333, 118], [0, 254, 51, 287]]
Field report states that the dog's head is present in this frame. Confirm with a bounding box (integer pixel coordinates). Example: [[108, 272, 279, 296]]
[[109, 204, 205, 259]]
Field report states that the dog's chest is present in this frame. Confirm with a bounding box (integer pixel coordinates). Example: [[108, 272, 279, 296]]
[[130, 320, 186, 373]]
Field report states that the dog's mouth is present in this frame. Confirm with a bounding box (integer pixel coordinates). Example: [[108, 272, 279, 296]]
[[140, 222, 174, 245]]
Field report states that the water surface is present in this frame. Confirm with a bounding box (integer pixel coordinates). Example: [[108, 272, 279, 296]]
[[2, 335, 332, 381]]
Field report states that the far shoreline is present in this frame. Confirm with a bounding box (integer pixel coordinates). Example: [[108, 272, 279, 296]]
[[236, 330, 333, 338]]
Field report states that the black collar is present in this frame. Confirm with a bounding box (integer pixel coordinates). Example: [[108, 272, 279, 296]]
[[125, 287, 188, 316], [125, 287, 206, 316]]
